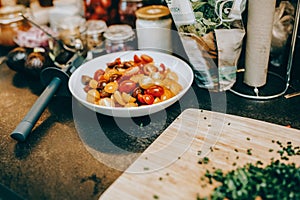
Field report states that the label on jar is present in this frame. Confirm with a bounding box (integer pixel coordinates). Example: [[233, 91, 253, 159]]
[[165, 0, 195, 25]]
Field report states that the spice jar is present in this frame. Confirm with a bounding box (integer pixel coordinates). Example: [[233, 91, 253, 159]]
[[118, 0, 144, 28], [0, 5, 31, 47], [104, 24, 136, 53], [135, 5, 172, 52]]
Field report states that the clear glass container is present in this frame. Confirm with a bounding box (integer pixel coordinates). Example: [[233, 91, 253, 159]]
[[56, 16, 87, 52], [0, 5, 31, 47], [135, 5, 172, 52], [118, 0, 143, 27], [104, 24, 136, 53], [86, 19, 107, 52], [83, 0, 120, 25]]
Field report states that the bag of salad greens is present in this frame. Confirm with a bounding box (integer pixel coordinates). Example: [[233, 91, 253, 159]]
[[166, 0, 246, 91]]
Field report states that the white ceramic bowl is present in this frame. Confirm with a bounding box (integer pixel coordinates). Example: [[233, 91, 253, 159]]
[[68, 50, 194, 117]]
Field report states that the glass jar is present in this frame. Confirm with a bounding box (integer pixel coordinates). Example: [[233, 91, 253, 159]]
[[104, 24, 136, 53], [135, 5, 172, 52], [0, 5, 31, 47], [83, 0, 120, 25], [118, 0, 143, 28], [86, 19, 107, 52], [57, 16, 87, 50]]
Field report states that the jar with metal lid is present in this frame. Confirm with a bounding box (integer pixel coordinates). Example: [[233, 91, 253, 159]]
[[104, 24, 136, 53], [0, 5, 31, 47], [118, 0, 144, 28], [135, 5, 172, 52]]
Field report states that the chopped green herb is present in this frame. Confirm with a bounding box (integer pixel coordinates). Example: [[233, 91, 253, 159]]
[[153, 194, 159, 199], [247, 148, 252, 155], [246, 137, 251, 141], [198, 157, 210, 165], [199, 140, 300, 200], [203, 157, 210, 164]]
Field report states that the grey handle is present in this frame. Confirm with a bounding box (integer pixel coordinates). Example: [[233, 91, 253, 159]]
[[10, 77, 62, 142]]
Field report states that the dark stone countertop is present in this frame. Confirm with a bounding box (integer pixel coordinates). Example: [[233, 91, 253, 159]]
[[1, 49, 300, 200]]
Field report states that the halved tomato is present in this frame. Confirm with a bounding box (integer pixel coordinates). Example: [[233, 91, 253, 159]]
[[145, 85, 164, 97]]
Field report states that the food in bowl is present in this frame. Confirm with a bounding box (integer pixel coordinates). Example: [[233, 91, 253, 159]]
[[81, 54, 183, 107]]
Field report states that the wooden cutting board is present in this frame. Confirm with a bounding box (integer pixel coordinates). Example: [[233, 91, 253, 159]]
[[99, 108, 300, 200]]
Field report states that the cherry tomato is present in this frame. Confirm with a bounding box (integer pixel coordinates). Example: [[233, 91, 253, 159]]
[[132, 87, 143, 98], [104, 82, 118, 93], [94, 69, 105, 81], [94, 5, 106, 15], [137, 93, 145, 104], [160, 88, 174, 101], [145, 85, 164, 97], [134, 54, 142, 63], [119, 80, 137, 93], [141, 54, 153, 63], [100, 0, 111, 8], [142, 94, 155, 105]]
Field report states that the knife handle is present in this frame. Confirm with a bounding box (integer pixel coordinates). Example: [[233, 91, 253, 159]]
[[10, 77, 62, 142]]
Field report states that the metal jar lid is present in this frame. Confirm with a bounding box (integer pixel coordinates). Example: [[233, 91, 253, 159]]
[[0, 5, 26, 24], [135, 5, 170, 20], [104, 24, 135, 42]]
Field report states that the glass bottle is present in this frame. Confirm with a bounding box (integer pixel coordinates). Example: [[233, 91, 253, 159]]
[[118, 0, 143, 28], [83, 0, 120, 25]]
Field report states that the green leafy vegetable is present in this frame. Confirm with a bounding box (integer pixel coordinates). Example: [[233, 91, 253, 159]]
[[179, 0, 233, 37]]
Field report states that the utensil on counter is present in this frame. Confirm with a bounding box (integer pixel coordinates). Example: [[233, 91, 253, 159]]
[[10, 52, 86, 142]]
